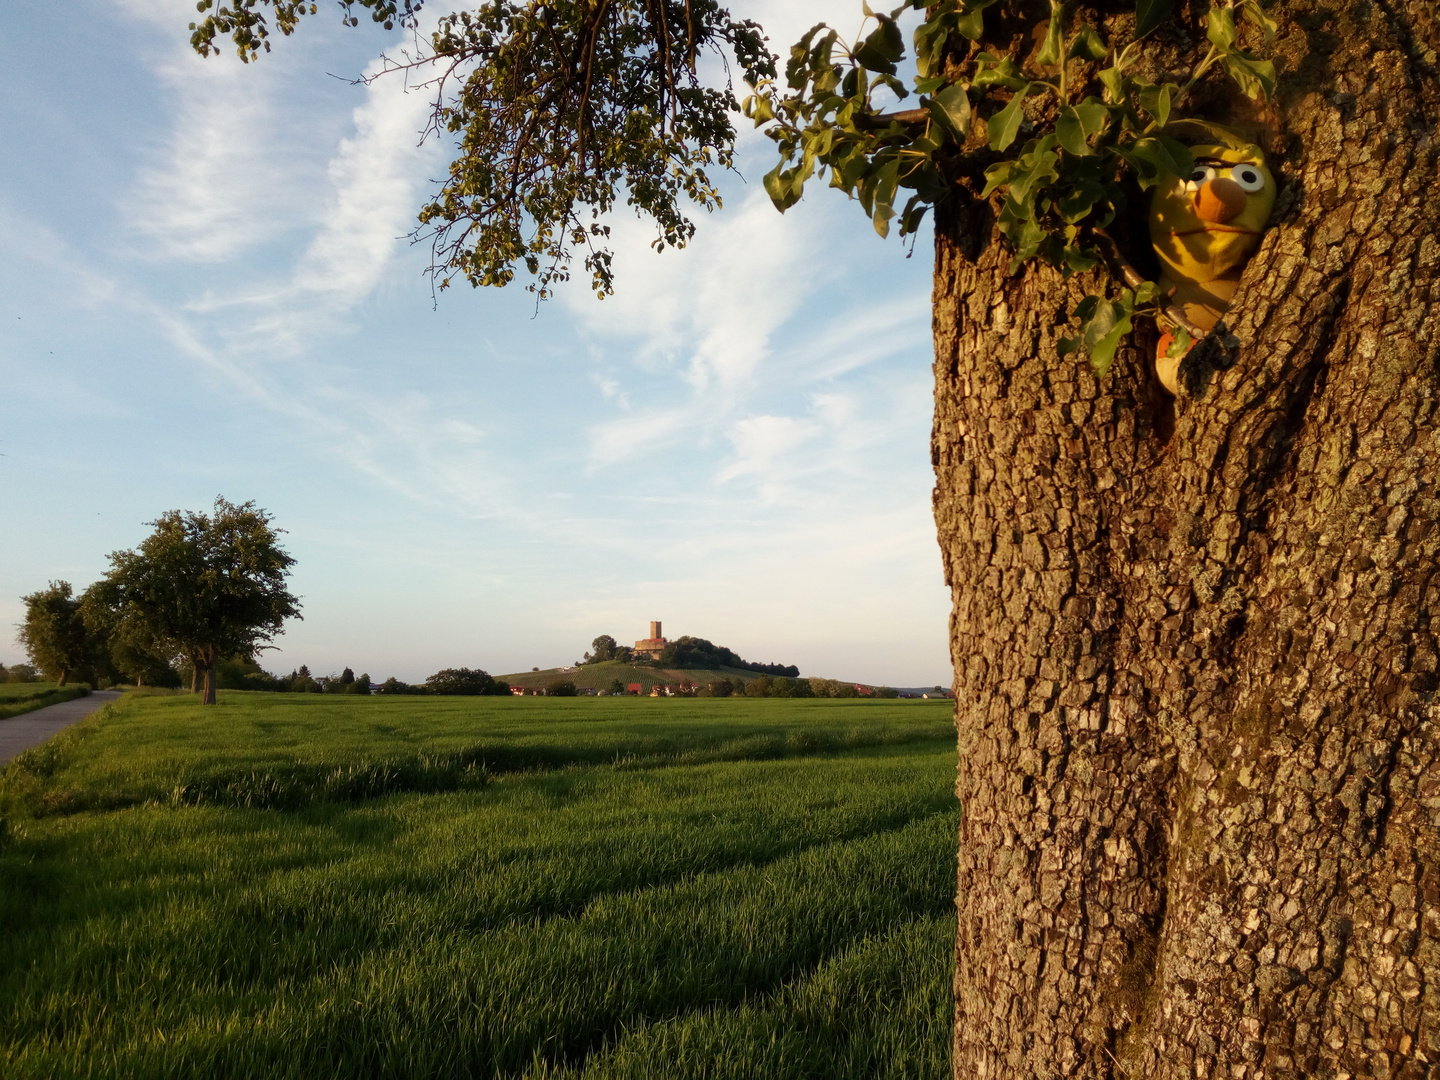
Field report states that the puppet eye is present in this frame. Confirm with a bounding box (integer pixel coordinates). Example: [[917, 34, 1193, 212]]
[[1189, 165, 1217, 184], [1230, 165, 1266, 192]]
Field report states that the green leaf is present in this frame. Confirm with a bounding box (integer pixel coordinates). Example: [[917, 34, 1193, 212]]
[[1064, 245, 1098, 274], [1056, 106, 1092, 155], [871, 157, 900, 237], [1134, 0, 1174, 39], [900, 192, 930, 234], [1098, 66, 1126, 103], [1165, 325, 1193, 358], [1067, 25, 1108, 61], [1224, 51, 1277, 99], [1137, 82, 1176, 126], [972, 53, 1028, 92], [1057, 177, 1107, 222], [1008, 148, 1059, 204], [1089, 313, 1132, 376], [1006, 215, 1049, 268], [1082, 299, 1119, 348], [987, 83, 1032, 151], [956, 9, 985, 40], [1239, 0, 1279, 43], [1036, 1, 1065, 67], [744, 92, 775, 124], [1088, 312, 1134, 377], [981, 160, 1015, 197], [1073, 296, 1133, 376], [1207, 5, 1237, 50], [763, 163, 800, 210], [854, 13, 904, 73], [912, 17, 949, 77], [928, 83, 972, 137], [1124, 135, 1193, 187], [1074, 97, 1109, 136]]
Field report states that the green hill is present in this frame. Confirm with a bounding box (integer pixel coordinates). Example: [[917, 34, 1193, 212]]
[[500, 660, 766, 694]]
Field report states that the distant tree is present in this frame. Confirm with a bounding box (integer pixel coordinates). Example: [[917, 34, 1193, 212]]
[[375, 676, 421, 695], [546, 679, 578, 697], [352, 673, 372, 695], [655, 635, 800, 677], [216, 656, 280, 690], [709, 678, 734, 698], [769, 676, 814, 699], [17, 581, 95, 686], [79, 581, 179, 688], [425, 667, 509, 695], [743, 675, 772, 698], [317, 667, 360, 693], [95, 499, 301, 705], [6, 664, 39, 684], [612, 645, 634, 663], [583, 635, 618, 664], [607, 679, 626, 695]]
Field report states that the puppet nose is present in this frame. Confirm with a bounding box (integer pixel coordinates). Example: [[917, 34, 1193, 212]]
[[1194, 177, 1247, 223]]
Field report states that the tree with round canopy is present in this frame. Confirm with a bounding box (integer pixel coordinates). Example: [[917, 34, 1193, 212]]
[[96, 498, 301, 705]]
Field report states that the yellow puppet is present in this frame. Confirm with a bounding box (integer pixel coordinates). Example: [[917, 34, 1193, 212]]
[[1149, 131, 1276, 394]]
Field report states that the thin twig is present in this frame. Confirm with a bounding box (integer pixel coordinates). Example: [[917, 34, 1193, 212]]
[[577, 0, 613, 161]]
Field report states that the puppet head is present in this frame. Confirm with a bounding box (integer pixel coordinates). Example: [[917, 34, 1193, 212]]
[[1150, 136, 1276, 285]]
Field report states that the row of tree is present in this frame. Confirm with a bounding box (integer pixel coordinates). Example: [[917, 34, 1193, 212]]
[[580, 634, 800, 677], [372, 668, 512, 696], [588, 675, 902, 699], [16, 499, 301, 704], [0, 662, 41, 684]]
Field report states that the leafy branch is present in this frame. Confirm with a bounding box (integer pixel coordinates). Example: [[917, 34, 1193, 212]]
[[188, 1, 776, 300], [747, 0, 1279, 374]]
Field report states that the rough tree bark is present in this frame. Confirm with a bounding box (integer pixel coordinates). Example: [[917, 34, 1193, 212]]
[[933, 1, 1440, 1075]]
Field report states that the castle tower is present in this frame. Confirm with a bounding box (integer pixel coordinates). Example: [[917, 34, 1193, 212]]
[[634, 619, 668, 660]]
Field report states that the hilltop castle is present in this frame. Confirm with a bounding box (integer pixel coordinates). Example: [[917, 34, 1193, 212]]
[[633, 620, 667, 661]]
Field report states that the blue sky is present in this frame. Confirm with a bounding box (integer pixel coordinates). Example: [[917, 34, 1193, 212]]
[[0, 0, 951, 687]]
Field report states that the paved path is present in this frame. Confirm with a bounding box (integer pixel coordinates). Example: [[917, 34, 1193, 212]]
[[0, 690, 121, 765]]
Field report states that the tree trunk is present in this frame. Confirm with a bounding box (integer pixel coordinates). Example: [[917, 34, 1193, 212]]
[[202, 655, 217, 706], [56, 669, 68, 687], [934, 1, 1440, 1075], [190, 663, 200, 694]]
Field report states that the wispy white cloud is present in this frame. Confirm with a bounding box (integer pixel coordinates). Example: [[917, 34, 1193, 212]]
[[564, 187, 825, 390], [117, 0, 324, 262], [718, 414, 820, 482], [294, 50, 442, 303]]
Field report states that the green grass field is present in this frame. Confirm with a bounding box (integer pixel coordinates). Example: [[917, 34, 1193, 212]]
[[0, 682, 68, 699], [0, 683, 88, 720], [0, 693, 958, 1079]]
